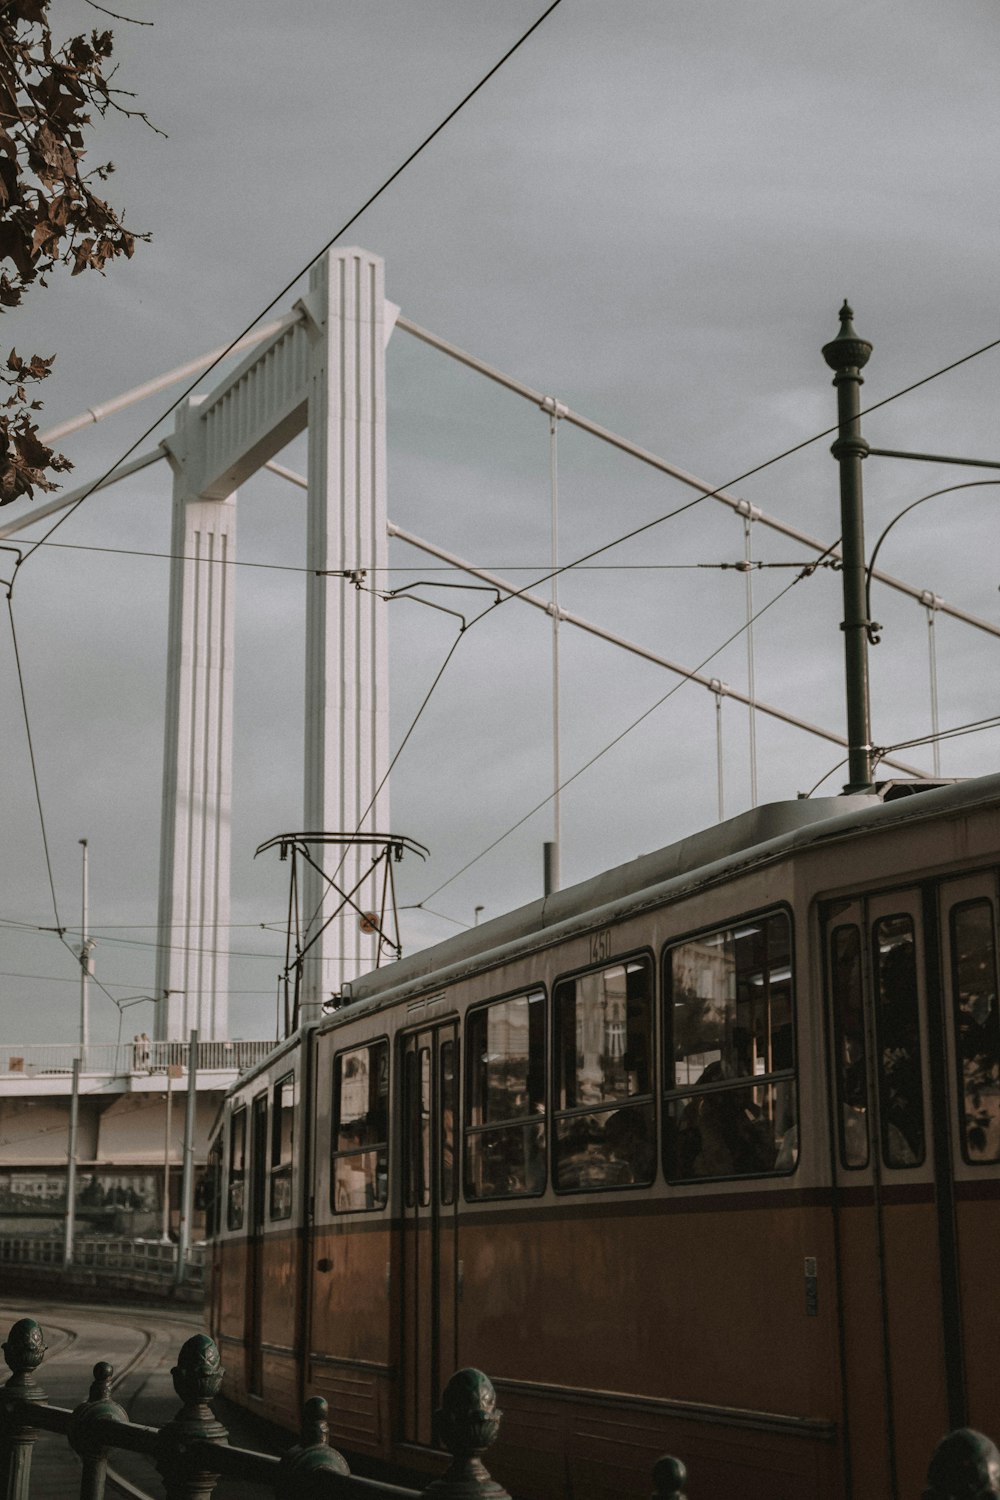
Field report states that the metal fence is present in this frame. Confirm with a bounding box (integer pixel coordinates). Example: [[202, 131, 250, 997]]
[[2, 1317, 998, 1500], [0, 1040, 274, 1079], [0, 1236, 204, 1285]]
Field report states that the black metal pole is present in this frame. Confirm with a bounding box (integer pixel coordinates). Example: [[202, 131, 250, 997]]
[[822, 301, 875, 792]]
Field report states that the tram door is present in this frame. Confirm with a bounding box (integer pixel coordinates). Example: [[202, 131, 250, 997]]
[[824, 888, 953, 1500], [935, 872, 1000, 1443], [247, 1089, 268, 1396], [400, 1022, 459, 1446]]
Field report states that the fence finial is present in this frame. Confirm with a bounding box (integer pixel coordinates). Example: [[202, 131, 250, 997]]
[[424, 1368, 511, 1500], [156, 1333, 228, 1498], [280, 1395, 350, 1493], [925, 1429, 1000, 1500], [1, 1319, 47, 1401], [653, 1456, 688, 1500], [69, 1360, 129, 1486]]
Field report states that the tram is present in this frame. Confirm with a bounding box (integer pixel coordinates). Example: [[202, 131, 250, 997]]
[[205, 772, 1000, 1500]]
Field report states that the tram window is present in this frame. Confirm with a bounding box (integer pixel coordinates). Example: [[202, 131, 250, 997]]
[[465, 992, 546, 1199], [553, 958, 655, 1191], [269, 1072, 295, 1220], [950, 900, 1000, 1164], [873, 915, 925, 1168], [830, 924, 870, 1169], [440, 1039, 457, 1206], [332, 1040, 389, 1212], [664, 911, 798, 1181], [227, 1105, 246, 1230]]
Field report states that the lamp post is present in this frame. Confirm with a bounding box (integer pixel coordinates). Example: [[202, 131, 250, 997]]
[[822, 302, 875, 793], [77, 838, 94, 1058], [823, 301, 1000, 793]]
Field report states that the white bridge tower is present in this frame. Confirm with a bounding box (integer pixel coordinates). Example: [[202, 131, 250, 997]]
[[154, 247, 394, 1039]]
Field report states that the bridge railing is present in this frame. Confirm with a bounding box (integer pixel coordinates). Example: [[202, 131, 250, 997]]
[[0, 1039, 274, 1079], [2, 1316, 998, 1500], [0, 1236, 204, 1285]]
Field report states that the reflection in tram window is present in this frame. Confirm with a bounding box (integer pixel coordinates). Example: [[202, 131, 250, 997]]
[[227, 1104, 246, 1230], [206, 1134, 223, 1238], [553, 959, 655, 1190], [664, 911, 797, 1180], [465, 992, 545, 1199], [873, 915, 925, 1168], [830, 925, 870, 1168], [332, 1040, 389, 1211], [950, 900, 1000, 1164], [440, 1040, 457, 1206], [269, 1073, 295, 1220]]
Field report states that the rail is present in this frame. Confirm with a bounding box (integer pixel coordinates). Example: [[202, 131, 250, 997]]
[[0, 1237, 204, 1285], [1, 1319, 997, 1500], [0, 1040, 274, 1079]]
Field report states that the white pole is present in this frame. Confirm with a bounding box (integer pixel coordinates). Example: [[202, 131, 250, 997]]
[[162, 1066, 173, 1244], [78, 839, 89, 1059], [743, 512, 759, 808], [176, 1029, 199, 1284], [924, 594, 942, 777], [63, 1057, 80, 1269], [711, 680, 727, 821]]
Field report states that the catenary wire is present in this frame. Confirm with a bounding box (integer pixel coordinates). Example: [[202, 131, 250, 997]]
[[357, 330, 1000, 898], [3, 2, 565, 992], [419, 559, 820, 904], [11, 0, 565, 578], [879, 714, 1000, 755], [11, 534, 840, 572], [5, 593, 64, 937]]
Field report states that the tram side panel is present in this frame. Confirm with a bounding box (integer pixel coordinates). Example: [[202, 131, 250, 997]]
[[305, 1023, 396, 1456], [936, 871, 1000, 1444], [809, 803, 1000, 1500], [413, 881, 839, 1500], [207, 783, 1000, 1500], [210, 1043, 306, 1427]]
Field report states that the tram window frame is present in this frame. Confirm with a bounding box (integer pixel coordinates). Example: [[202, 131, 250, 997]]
[[206, 1133, 223, 1239], [440, 1037, 458, 1207], [331, 1038, 389, 1213], [227, 1103, 246, 1231], [949, 897, 1000, 1166], [872, 912, 926, 1169], [552, 951, 656, 1194], [663, 908, 798, 1183], [464, 990, 546, 1201], [269, 1071, 295, 1221], [830, 922, 870, 1170]]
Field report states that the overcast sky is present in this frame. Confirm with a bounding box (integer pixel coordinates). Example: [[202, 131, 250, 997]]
[[2, 0, 998, 1046]]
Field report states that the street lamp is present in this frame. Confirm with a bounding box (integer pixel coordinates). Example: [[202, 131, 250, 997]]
[[822, 303, 1000, 792], [77, 838, 95, 1058], [821, 302, 875, 792]]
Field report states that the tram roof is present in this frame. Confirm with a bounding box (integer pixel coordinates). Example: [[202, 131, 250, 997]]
[[333, 772, 1000, 1020]]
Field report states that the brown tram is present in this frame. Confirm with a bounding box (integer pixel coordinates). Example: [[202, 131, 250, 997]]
[[206, 773, 1000, 1500]]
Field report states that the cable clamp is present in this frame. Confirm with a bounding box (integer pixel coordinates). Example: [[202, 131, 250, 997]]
[[539, 395, 568, 420], [735, 498, 761, 522]]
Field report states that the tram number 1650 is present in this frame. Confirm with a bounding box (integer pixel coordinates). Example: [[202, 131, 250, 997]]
[[589, 928, 612, 964]]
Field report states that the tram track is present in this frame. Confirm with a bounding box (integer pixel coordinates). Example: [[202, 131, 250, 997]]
[[0, 1299, 276, 1499]]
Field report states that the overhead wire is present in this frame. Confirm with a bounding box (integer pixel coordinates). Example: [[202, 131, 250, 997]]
[[5, 591, 64, 939], [2, 0, 566, 999], [419, 553, 825, 904], [303, 321, 1000, 932], [10, 0, 566, 580], [3, 0, 997, 986]]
